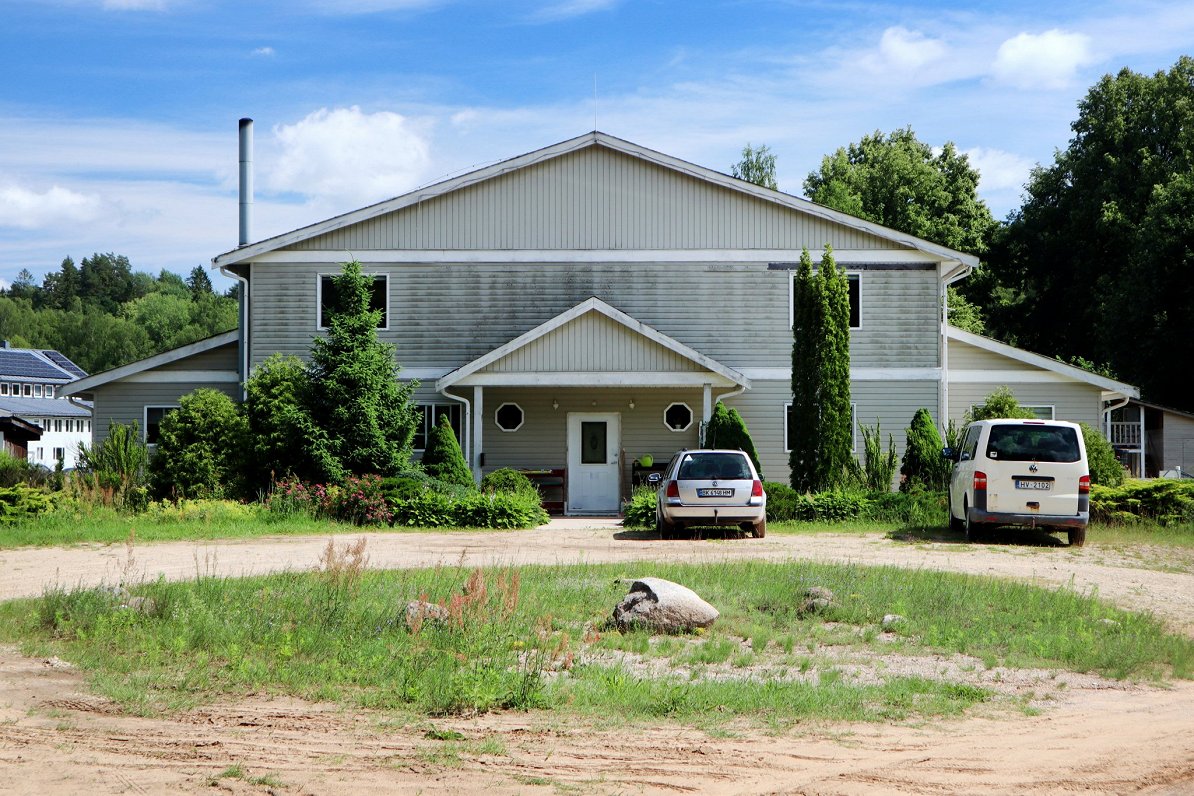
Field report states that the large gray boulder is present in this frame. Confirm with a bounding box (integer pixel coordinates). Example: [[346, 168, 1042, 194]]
[[612, 577, 719, 633]]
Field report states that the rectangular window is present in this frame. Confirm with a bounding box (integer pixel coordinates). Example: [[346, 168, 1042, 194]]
[[414, 403, 463, 451], [10, 383, 18, 395], [318, 273, 388, 330], [785, 402, 858, 453], [791, 272, 861, 330], [33, 384, 43, 397], [0, 384, 7, 396], [54, 419, 62, 432], [53, 447, 65, 462], [144, 406, 178, 445], [45, 385, 55, 398], [23, 384, 32, 397]]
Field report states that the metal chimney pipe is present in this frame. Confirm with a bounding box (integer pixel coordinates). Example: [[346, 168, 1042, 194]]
[[238, 118, 253, 246]]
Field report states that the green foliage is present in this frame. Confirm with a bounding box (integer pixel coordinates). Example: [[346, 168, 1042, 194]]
[[858, 421, 898, 493], [790, 246, 853, 492], [622, 485, 657, 528], [763, 482, 867, 522], [0, 450, 50, 488], [420, 414, 474, 487], [1080, 423, 1125, 487], [0, 485, 52, 523], [864, 490, 949, 527], [149, 389, 248, 500], [480, 468, 539, 499], [731, 143, 778, 190], [242, 354, 334, 489], [704, 401, 763, 479], [965, 387, 1035, 423], [978, 57, 1194, 412], [75, 422, 149, 511], [805, 127, 995, 257], [305, 260, 419, 478], [1091, 480, 1194, 526], [453, 491, 548, 529], [900, 408, 948, 492]]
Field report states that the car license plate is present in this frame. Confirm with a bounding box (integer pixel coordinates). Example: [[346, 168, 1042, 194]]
[[698, 488, 734, 497], [1015, 480, 1051, 490]]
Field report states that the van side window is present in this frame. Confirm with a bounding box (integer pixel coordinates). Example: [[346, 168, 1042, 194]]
[[962, 426, 982, 460]]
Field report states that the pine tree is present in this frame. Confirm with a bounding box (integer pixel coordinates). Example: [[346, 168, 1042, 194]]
[[420, 413, 474, 487], [304, 260, 419, 477]]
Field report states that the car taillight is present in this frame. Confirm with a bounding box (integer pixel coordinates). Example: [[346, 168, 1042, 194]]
[[751, 479, 764, 497], [1079, 475, 1090, 494], [665, 480, 680, 498], [974, 471, 987, 490]]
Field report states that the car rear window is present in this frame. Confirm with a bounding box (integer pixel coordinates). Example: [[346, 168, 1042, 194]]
[[985, 426, 1081, 463], [678, 453, 752, 480]]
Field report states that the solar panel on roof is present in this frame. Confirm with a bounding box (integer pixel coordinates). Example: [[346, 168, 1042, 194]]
[[40, 350, 87, 378], [0, 351, 63, 380]]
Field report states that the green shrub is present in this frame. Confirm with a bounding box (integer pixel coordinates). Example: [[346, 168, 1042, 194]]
[[763, 482, 867, 522], [622, 486, 657, 528], [763, 481, 801, 521], [321, 474, 393, 526], [0, 451, 50, 488], [455, 491, 548, 529], [858, 421, 898, 492], [900, 408, 948, 492], [379, 471, 475, 504], [481, 468, 539, 498], [864, 489, 949, 526], [392, 491, 459, 527], [1091, 480, 1194, 525], [149, 389, 248, 500], [0, 485, 53, 523], [965, 386, 1036, 422], [1080, 422, 1126, 487], [75, 422, 149, 511], [420, 414, 474, 487]]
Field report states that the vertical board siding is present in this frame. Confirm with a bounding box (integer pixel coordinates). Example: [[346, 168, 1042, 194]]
[[250, 262, 939, 372], [1162, 414, 1194, 473], [293, 147, 902, 252]]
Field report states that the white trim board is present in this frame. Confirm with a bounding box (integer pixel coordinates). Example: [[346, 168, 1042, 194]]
[[243, 248, 944, 265], [123, 371, 241, 384], [61, 331, 239, 397]]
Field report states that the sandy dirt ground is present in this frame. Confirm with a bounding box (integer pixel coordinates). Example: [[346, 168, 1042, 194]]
[[2, 521, 1193, 794]]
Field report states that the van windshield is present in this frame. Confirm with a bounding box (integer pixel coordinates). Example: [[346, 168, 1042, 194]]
[[985, 426, 1081, 463]]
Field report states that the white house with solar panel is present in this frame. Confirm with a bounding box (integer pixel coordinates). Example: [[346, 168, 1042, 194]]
[[0, 342, 91, 469]]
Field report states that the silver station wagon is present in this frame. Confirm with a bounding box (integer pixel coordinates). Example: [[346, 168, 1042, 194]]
[[648, 449, 767, 539]]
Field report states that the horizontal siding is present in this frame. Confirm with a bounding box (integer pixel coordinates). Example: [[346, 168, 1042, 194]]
[[947, 382, 1102, 426], [248, 261, 939, 371], [293, 147, 902, 253], [92, 381, 240, 443]]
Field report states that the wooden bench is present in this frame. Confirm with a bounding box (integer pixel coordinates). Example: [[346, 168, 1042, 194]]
[[518, 468, 566, 514]]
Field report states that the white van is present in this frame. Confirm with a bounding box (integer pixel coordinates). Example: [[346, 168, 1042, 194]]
[[945, 419, 1090, 546]]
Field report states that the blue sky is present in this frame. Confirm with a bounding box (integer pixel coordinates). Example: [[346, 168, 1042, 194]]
[[2, 0, 1192, 290]]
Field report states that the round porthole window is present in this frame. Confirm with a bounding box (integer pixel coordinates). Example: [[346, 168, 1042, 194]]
[[664, 402, 693, 432], [495, 402, 524, 432]]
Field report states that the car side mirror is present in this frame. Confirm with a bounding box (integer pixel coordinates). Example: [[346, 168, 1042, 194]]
[[647, 472, 662, 484], [959, 451, 972, 462], [941, 447, 954, 461]]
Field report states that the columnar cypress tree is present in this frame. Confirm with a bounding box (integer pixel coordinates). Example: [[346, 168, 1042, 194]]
[[815, 246, 853, 489], [304, 260, 419, 477], [421, 413, 474, 487], [705, 401, 764, 480], [789, 248, 819, 492], [790, 246, 853, 492]]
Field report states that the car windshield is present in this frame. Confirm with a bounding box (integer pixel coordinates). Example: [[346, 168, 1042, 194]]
[[677, 453, 752, 480], [985, 426, 1081, 463]]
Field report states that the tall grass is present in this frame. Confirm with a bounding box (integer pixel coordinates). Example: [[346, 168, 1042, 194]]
[[1, 557, 1188, 725]]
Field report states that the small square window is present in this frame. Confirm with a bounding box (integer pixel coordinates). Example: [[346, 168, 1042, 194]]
[[144, 406, 178, 445]]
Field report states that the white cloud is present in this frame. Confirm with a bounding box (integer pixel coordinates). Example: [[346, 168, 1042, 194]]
[[267, 107, 433, 207], [252, 46, 276, 57], [964, 146, 1037, 193], [993, 29, 1094, 90], [875, 26, 948, 72], [0, 183, 102, 230], [529, 0, 619, 22]]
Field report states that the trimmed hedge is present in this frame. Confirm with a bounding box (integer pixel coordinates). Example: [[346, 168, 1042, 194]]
[[1091, 480, 1194, 526]]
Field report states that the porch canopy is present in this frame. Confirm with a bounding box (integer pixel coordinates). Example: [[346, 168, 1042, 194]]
[[435, 296, 750, 479]]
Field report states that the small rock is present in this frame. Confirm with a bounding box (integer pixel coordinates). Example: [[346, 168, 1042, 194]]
[[797, 586, 836, 616], [406, 600, 449, 628], [122, 596, 157, 615], [43, 656, 73, 670], [1097, 618, 1121, 630], [881, 614, 906, 630], [612, 577, 719, 633]]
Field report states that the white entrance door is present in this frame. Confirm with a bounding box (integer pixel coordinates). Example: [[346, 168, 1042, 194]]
[[566, 412, 621, 514]]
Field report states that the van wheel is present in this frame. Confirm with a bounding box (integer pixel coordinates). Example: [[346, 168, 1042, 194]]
[[752, 518, 767, 539], [964, 500, 982, 543], [948, 494, 965, 532], [1068, 528, 1087, 547]]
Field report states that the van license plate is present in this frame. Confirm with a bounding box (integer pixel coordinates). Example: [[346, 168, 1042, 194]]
[[698, 488, 733, 497], [1015, 480, 1051, 490]]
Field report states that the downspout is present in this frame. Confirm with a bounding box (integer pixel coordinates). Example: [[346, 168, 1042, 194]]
[[940, 260, 972, 433], [219, 265, 250, 399], [437, 387, 474, 482], [1101, 393, 1132, 476], [708, 383, 748, 447]]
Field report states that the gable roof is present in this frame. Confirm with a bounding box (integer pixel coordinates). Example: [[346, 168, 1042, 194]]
[[437, 297, 749, 390], [946, 326, 1139, 398], [60, 331, 239, 398], [213, 132, 979, 270]]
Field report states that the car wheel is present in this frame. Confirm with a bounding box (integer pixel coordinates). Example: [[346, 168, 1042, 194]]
[[752, 518, 766, 539], [963, 499, 981, 543], [948, 493, 965, 532], [1068, 527, 1087, 547], [656, 504, 676, 540]]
